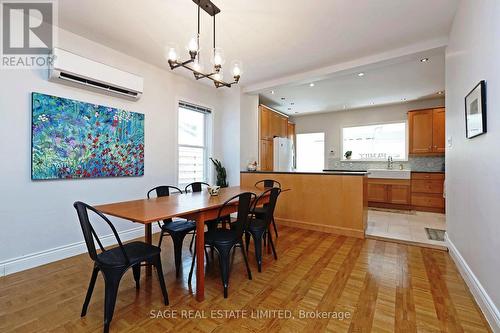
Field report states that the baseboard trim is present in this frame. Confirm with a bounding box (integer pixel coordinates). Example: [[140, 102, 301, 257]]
[[275, 218, 365, 239], [0, 225, 161, 277], [446, 234, 500, 332]]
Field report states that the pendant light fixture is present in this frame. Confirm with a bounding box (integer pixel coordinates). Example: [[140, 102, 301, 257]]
[[166, 0, 241, 88]]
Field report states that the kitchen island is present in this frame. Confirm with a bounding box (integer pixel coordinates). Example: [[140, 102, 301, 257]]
[[241, 170, 368, 238]]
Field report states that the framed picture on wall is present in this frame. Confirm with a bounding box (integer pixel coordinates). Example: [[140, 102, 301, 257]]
[[465, 80, 487, 139]]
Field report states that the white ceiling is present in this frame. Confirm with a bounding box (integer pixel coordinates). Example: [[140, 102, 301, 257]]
[[259, 49, 446, 115], [57, 0, 459, 87]]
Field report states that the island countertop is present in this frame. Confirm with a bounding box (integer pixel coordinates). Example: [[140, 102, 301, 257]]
[[241, 171, 368, 238], [240, 170, 369, 176]]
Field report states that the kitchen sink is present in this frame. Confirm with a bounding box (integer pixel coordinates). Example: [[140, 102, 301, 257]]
[[367, 169, 411, 179]]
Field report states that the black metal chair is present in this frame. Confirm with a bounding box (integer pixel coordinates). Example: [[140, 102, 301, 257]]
[[147, 186, 196, 278], [74, 202, 168, 333], [245, 187, 281, 272], [184, 181, 210, 193], [253, 179, 281, 238], [188, 192, 256, 298]]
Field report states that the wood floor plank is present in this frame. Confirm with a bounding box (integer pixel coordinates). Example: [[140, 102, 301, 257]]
[[0, 226, 492, 333]]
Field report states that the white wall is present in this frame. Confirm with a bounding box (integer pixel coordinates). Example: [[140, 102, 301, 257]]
[[0, 28, 234, 272], [292, 98, 445, 166], [445, 0, 500, 329], [213, 88, 241, 186], [240, 93, 259, 169]]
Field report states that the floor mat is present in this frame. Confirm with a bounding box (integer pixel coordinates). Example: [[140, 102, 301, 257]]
[[425, 228, 446, 241]]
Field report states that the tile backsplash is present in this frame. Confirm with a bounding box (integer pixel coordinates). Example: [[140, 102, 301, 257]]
[[326, 156, 445, 172]]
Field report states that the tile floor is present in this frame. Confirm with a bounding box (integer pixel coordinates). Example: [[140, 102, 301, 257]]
[[366, 208, 447, 249]]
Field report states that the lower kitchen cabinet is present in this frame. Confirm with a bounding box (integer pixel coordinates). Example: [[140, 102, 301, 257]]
[[367, 179, 411, 209], [411, 172, 445, 213]]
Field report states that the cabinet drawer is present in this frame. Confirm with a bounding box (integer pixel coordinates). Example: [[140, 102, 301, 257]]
[[411, 172, 445, 180], [411, 180, 443, 194], [411, 193, 445, 208]]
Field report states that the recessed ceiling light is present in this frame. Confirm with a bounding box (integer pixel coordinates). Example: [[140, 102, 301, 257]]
[[357, 72, 365, 77], [270, 90, 275, 94], [309, 83, 315, 87], [420, 58, 429, 63]]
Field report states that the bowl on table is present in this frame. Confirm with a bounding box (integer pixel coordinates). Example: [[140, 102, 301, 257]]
[[207, 186, 221, 196]]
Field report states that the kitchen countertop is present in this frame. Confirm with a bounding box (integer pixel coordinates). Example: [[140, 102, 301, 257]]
[[411, 170, 445, 174], [240, 170, 369, 176]]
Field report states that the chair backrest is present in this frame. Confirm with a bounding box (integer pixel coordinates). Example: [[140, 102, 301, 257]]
[[255, 179, 281, 189], [184, 182, 210, 193], [147, 186, 183, 224], [147, 185, 182, 199], [252, 187, 281, 226], [73, 201, 130, 266], [215, 192, 256, 238]]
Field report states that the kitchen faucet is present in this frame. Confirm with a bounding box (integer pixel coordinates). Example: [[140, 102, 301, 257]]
[[387, 156, 393, 169]]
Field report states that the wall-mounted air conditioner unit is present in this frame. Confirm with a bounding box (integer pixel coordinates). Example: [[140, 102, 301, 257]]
[[49, 48, 144, 100]]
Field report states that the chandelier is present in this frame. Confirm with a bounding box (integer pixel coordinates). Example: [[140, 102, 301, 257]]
[[166, 0, 242, 88]]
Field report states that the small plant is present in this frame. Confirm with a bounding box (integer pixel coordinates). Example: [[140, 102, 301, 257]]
[[210, 157, 228, 187], [344, 151, 352, 159]]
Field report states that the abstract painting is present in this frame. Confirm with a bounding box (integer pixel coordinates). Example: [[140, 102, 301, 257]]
[[31, 92, 144, 180]]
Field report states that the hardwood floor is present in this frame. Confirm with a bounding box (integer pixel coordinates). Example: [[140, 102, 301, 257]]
[[0, 226, 491, 332]]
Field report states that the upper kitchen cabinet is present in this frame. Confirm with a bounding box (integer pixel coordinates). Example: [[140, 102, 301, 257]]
[[259, 104, 288, 140], [259, 105, 272, 140], [432, 108, 446, 153], [408, 108, 445, 155]]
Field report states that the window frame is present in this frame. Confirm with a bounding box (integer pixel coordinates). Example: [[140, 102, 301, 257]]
[[340, 120, 409, 162], [176, 100, 213, 187], [295, 131, 326, 171]]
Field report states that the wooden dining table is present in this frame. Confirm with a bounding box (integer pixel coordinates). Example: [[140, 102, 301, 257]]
[[94, 186, 274, 302]]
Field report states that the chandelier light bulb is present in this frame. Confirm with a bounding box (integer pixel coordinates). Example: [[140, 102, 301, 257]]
[[231, 60, 243, 81], [212, 47, 225, 66], [187, 37, 198, 52], [165, 45, 178, 62], [214, 53, 223, 66], [232, 66, 241, 76]]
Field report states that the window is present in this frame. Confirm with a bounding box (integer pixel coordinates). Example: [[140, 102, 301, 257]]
[[342, 122, 407, 161], [178, 102, 211, 186], [296, 132, 325, 171]]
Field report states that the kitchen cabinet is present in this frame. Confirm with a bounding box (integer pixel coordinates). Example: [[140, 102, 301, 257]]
[[367, 179, 411, 208], [408, 108, 445, 155], [367, 183, 387, 202], [259, 139, 273, 171], [411, 172, 445, 213], [259, 105, 290, 171], [259, 106, 271, 140], [432, 108, 446, 153], [389, 185, 411, 205]]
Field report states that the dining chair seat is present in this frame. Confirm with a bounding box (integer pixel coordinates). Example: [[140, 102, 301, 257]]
[[97, 241, 161, 267], [160, 220, 196, 233], [204, 229, 240, 245]]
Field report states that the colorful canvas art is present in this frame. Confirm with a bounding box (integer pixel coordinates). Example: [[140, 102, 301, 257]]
[[31, 92, 145, 180]]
